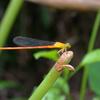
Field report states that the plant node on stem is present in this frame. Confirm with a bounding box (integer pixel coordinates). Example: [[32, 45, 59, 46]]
[[29, 50, 74, 100]]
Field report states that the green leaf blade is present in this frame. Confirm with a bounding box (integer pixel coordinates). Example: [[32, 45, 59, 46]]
[[81, 49, 100, 66], [88, 62, 100, 96], [33, 50, 58, 61]]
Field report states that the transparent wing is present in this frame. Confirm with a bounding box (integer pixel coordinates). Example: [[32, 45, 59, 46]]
[[13, 36, 54, 46]]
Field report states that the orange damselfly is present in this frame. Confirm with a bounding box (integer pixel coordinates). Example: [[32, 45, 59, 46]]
[[0, 36, 71, 51]]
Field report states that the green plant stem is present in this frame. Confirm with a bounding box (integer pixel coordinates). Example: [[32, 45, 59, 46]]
[[29, 67, 62, 100], [0, 0, 24, 46], [88, 11, 100, 52], [69, 11, 100, 80], [80, 10, 100, 100], [28, 51, 73, 100]]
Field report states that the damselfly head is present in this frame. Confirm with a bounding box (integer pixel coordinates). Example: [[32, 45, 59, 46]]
[[65, 43, 71, 49]]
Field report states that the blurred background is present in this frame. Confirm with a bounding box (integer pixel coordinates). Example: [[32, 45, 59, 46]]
[[0, 0, 100, 100]]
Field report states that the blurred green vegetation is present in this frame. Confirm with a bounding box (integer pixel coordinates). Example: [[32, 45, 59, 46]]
[[34, 50, 58, 61], [42, 77, 70, 100], [0, 0, 100, 100]]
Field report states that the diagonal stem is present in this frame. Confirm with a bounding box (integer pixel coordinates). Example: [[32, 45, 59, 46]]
[[80, 10, 100, 100], [28, 51, 74, 100]]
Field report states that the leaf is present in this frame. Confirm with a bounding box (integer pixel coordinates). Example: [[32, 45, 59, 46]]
[[81, 49, 100, 66], [42, 77, 70, 100], [11, 97, 27, 100], [54, 77, 70, 94], [93, 96, 100, 100], [88, 62, 100, 95], [33, 50, 58, 61], [0, 80, 19, 89]]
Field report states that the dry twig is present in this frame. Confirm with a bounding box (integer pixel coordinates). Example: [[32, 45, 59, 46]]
[[26, 0, 100, 11]]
